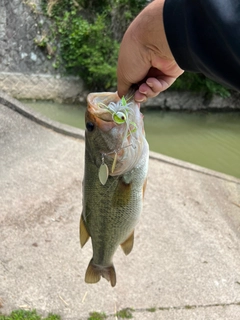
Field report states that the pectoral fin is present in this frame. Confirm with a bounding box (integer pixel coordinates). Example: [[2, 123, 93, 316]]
[[80, 215, 90, 248], [121, 231, 134, 255]]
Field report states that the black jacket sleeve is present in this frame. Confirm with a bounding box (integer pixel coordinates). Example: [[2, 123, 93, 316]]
[[163, 0, 240, 92]]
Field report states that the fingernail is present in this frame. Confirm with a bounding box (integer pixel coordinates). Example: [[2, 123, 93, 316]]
[[136, 98, 146, 103], [146, 81, 153, 87], [139, 90, 147, 95]]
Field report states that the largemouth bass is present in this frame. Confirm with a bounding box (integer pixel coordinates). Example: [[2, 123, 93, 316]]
[[80, 91, 149, 287]]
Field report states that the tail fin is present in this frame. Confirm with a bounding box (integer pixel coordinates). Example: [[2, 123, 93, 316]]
[[85, 258, 117, 287]]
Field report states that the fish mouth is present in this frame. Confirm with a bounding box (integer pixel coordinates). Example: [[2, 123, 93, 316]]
[[86, 91, 148, 176], [86, 92, 121, 131], [88, 92, 120, 108], [88, 92, 128, 120], [86, 106, 117, 133]]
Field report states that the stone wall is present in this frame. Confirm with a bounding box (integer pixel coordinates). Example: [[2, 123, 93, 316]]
[[142, 91, 240, 111], [0, 0, 84, 101], [0, 72, 84, 102], [0, 0, 54, 74]]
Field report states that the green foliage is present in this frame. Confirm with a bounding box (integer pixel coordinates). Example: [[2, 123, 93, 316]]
[[88, 311, 107, 320], [115, 308, 134, 319], [109, 0, 146, 41], [58, 12, 119, 90], [0, 310, 60, 320], [39, 0, 146, 91], [146, 307, 156, 312], [172, 72, 231, 98]]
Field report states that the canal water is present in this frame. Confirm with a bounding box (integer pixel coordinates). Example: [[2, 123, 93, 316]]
[[23, 100, 240, 179]]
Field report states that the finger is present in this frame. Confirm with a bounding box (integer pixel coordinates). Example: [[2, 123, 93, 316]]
[[135, 79, 164, 102], [135, 75, 178, 102], [134, 91, 147, 103], [146, 77, 164, 94], [139, 78, 164, 98], [154, 75, 180, 92]]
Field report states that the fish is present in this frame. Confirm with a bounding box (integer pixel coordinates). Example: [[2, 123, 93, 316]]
[[80, 90, 149, 287]]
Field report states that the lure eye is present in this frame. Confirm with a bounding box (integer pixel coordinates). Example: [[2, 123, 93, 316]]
[[117, 112, 126, 121], [86, 122, 94, 132], [113, 112, 126, 124]]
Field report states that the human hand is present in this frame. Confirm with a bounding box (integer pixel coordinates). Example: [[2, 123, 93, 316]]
[[117, 0, 183, 102]]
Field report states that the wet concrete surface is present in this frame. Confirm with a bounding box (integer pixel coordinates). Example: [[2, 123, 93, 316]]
[[1, 95, 240, 319]]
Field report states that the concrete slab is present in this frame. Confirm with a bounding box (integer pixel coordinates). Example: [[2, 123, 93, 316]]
[[1, 95, 240, 319]]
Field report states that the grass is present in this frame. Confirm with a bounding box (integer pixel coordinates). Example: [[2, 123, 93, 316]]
[[115, 308, 134, 319], [146, 307, 156, 312], [0, 310, 60, 320], [88, 312, 107, 320]]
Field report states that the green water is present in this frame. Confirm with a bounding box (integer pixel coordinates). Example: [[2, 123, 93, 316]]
[[23, 100, 240, 179]]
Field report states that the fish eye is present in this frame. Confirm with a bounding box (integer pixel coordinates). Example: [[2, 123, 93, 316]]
[[86, 122, 94, 132]]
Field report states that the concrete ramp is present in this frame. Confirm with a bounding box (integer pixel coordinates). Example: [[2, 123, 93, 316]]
[[1, 93, 240, 319]]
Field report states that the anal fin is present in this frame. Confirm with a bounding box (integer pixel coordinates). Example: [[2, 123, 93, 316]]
[[121, 231, 134, 255], [85, 259, 116, 287], [80, 215, 90, 248]]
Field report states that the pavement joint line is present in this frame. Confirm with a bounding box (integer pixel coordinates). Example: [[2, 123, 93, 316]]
[[78, 301, 240, 320], [141, 301, 240, 311], [89, 301, 240, 319]]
